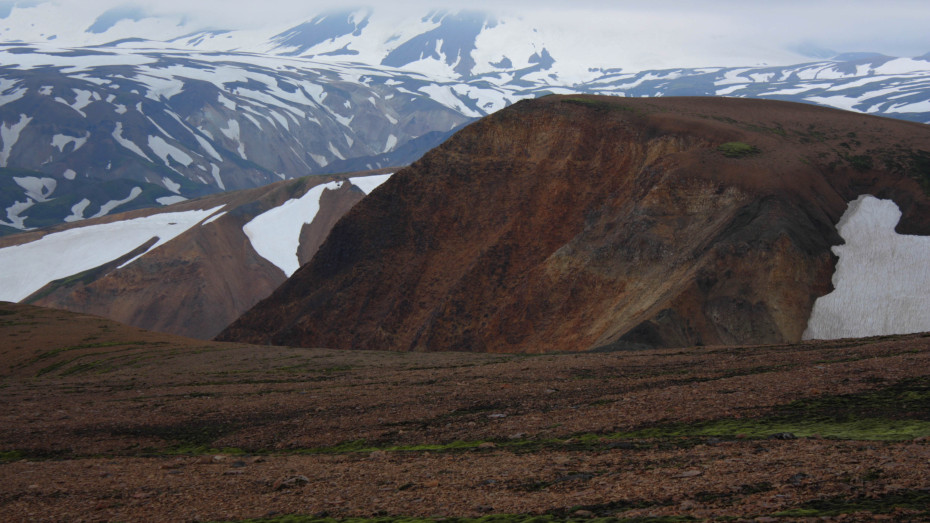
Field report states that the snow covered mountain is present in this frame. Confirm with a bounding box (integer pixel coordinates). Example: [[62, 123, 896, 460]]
[[1, 4, 929, 235]]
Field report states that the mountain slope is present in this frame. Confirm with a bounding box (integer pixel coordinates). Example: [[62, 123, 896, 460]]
[[0, 170, 392, 338], [218, 96, 930, 353], [0, 44, 469, 234]]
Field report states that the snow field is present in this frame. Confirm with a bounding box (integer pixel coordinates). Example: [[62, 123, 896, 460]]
[[243, 181, 343, 277], [242, 175, 392, 276], [0, 205, 225, 302], [804, 195, 930, 340]]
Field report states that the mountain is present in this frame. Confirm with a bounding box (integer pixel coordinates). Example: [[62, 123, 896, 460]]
[[0, 170, 392, 338], [0, 44, 471, 234], [217, 95, 930, 353], [1, 6, 929, 235]]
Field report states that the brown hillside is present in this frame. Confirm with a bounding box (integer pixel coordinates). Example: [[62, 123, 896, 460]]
[[3, 172, 387, 339], [218, 96, 930, 352], [4, 302, 930, 520]]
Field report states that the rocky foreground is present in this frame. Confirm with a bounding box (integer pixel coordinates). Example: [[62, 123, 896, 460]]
[[2, 301, 930, 521]]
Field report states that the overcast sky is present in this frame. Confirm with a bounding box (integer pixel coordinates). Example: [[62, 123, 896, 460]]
[[6, 1, 930, 62], [134, 0, 930, 57]]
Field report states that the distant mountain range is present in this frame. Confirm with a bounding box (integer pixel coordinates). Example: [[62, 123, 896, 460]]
[[1, 5, 929, 234]]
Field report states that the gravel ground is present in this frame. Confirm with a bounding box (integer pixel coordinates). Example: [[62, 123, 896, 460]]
[[2, 302, 930, 521]]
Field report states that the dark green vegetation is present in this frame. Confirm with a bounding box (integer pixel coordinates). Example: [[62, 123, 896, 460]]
[[716, 141, 760, 158], [104, 375, 930, 462]]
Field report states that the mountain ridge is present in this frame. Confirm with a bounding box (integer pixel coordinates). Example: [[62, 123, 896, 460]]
[[217, 95, 930, 353]]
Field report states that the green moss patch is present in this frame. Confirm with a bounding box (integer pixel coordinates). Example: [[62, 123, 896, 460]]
[[619, 376, 930, 442], [717, 142, 760, 158]]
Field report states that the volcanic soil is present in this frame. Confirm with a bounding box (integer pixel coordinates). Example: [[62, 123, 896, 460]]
[[2, 302, 930, 521]]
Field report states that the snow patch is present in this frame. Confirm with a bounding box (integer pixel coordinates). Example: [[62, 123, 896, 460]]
[[243, 181, 343, 277], [111, 122, 151, 161], [349, 173, 393, 195], [64, 198, 91, 222], [91, 186, 143, 218], [804, 195, 930, 340], [220, 119, 247, 159], [148, 136, 194, 167], [157, 195, 188, 206], [1, 114, 33, 167], [14, 176, 56, 202], [0, 86, 26, 107], [162, 177, 182, 194], [201, 211, 226, 226], [885, 100, 930, 114], [805, 95, 864, 112], [62, 169, 77, 180], [210, 164, 225, 191], [52, 133, 89, 153], [0, 205, 224, 302], [383, 134, 398, 153], [715, 84, 745, 96], [193, 133, 222, 161], [1, 199, 35, 229]]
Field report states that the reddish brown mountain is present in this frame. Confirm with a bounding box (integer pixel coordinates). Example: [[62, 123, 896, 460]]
[[218, 96, 930, 352], [0, 171, 391, 339]]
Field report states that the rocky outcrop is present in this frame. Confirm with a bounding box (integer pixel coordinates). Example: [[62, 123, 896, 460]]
[[218, 96, 930, 353]]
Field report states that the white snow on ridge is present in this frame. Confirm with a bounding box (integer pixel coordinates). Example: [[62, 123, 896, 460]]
[[91, 186, 143, 218], [0, 205, 224, 302], [349, 173, 392, 195], [804, 195, 930, 340], [157, 195, 188, 206], [111, 122, 151, 161], [805, 95, 864, 112], [243, 181, 343, 277], [0, 114, 32, 167]]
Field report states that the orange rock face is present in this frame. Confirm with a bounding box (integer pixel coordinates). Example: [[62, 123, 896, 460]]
[[218, 96, 930, 352]]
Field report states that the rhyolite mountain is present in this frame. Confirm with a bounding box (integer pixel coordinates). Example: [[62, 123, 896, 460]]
[[0, 170, 391, 339], [218, 95, 930, 353], [2, 6, 930, 234]]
